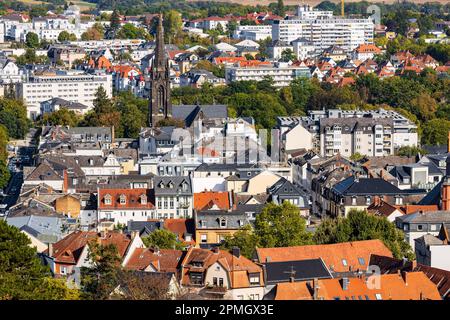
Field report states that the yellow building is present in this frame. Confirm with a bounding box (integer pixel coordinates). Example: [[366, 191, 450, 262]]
[[55, 194, 81, 218]]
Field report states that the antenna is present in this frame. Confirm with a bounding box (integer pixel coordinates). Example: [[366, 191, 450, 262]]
[[284, 266, 297, 282]]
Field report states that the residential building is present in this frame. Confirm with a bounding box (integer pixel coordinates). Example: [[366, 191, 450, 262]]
[[272, 6, 374, 52], [17, 70, 112, 120], [274, 272, 441, 300], [180, 247, 265, 300], [153, 176, 194, 219], [195, 204, 263, 246], [415, 223, 450, 271], [233, 25, 272, 41], [395, 211, 450, 249], [97, 188, 156, 225], [225, 62, 311, 87]]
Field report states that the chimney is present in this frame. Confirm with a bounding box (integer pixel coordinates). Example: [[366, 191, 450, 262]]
[[266, 256, 271, 263], [232, 246, 241, 258], [312, 278, 320, 300], [401, 271, 408, 286], [47, 243, 53, 257], [341, 277, 350, 290], [448, 131, 450, 153], [411, 260, 417, 270], [212, 246, 219, 254]]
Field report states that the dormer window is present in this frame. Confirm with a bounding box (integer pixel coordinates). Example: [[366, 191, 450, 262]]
[[168, 182, 174, 189], [159, 181, 165, 188], [140, 194, 147, 204], [182, 182, 188, 191], [119, 194, 126, 205], [104, 194, 112, 205], [220, 218, 227, 228]]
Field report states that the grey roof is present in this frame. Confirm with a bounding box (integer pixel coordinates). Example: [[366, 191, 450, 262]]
[[264, 258, 332, 285], [172, 105, 228, 127], [332, 177, 412, 196], [396, 211, 450, 224], [43, 97, 89, 110], [127, 220, 162, 236], [7, 215, 65, 240], [320, 117, 393, 133], [67, 127, 112, 136], [153, 176, 192, 196], [268, 177, 302, 197], [415, 234, 445, 246], [195, 204, 264, 229], [195, 162, 257, 172]]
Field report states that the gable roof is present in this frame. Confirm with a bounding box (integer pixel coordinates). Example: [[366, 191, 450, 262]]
[[163, 218, 195, 245], [256, 240, 393, 273], [98, 188, 155, 210], [264, 258, 332, 285], [193, 191, 232, 211], [124, 248, 184, 273], [275, 272, 441, 300]]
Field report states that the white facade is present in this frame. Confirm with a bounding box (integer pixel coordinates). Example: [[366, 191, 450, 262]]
[[292, 38, 316, 60], [272, 10, 374, 52], [17, 71, 112, 120], [0, 59, 22, 84], [233, 25, 272, 41], [225, 63, 311, 87]]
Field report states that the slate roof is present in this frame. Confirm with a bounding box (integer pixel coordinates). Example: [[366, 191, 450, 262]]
[[172, 105, 228, 127], [332, 177, 416, 196], [127, 220, 163, 236], [396, 211, 450, 224], [196, 204, 264, 229], [264, 258, 332, 285], [153, 176, 192, 196]]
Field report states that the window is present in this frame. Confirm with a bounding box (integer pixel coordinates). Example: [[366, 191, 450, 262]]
[[342, 259, 348, 266], [119, 195, 126, 205], [140, 195, 147, 204], [201, 234, 207, 243], [352, 197, 357, 205], [104, 194, 112, 205], [213, 277, 218, 286], [417, 225, 423, 231], [430, 225, 437, 231], [358, 257, 365, 265], [220, 218, 227, 228], [219, 278, 224, 287], [249, 274, 260, 285], [366, 196, 371, 205], [375, 294, 382, 300]]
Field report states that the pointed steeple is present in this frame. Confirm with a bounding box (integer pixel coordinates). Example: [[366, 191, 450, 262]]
[[154, 14, 165, 70]]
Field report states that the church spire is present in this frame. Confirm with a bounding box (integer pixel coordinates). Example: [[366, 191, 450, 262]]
[[154, 14, 165, 70], [149, 14, 172, 127]]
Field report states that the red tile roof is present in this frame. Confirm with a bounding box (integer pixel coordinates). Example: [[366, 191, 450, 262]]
[[193, 191, 232, 211], [163, 218, 196, 245], [98, 188, 155, 210], [276, 272, 441, 300], [256, 240, 393, 273], [124, 248, 184, 273]]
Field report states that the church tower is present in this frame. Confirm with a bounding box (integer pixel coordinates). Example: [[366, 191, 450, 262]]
[[149, 14, 172, 127]]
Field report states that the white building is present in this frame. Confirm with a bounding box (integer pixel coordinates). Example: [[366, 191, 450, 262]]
[[292, 38, 316, 60], [233, 25, 272, 41], [17, 70, 112, 120], [272, 5, 374, 52], [225, 62, 311, 87], [0, 58, 22, 84]]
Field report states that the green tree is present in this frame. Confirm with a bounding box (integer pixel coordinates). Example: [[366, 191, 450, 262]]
[[119, 102, 146, 138], [81, 242, 122, 300], [280, 48, 295, 62], [0, 221, 79, 299], [275, 0, 286, 17], [421, 118, 450, 146], [25, 32, 40, 49], [110, 9, 121, 32], [117, 24, 150, 40], [0, 98, 30, 139], [142, 229, 184, 250], [255, 202, 312, 248], [313, 210, 415, 260], [220, 225, 258, 259], [41, 108, 81, 127], [58, 31, 77, 42], [81, 24, 104, 41], [350, 152, 364, 162], [396, 145, 426, 157], [163, 10, 182, 43]]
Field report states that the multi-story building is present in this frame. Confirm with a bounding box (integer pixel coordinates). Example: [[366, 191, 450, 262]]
[[17, 70, 112, 120], [272, 5, 374, 52], [280, 109, 418, 157], [97, 188, 156, 225], [233, 25, 273, 41], [319, 117, 394, 158], [153, 176, 194, 219], [225, 62, 311, 87]]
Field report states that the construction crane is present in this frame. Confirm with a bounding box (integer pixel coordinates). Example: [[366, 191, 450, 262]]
[[341, 0, 345, 17]]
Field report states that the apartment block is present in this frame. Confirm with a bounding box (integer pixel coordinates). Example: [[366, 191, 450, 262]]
[[225, 62, 311, 87], [233, 25, 273, 41], [17, 70, 112, 120], [272, 5, 374, 52]]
